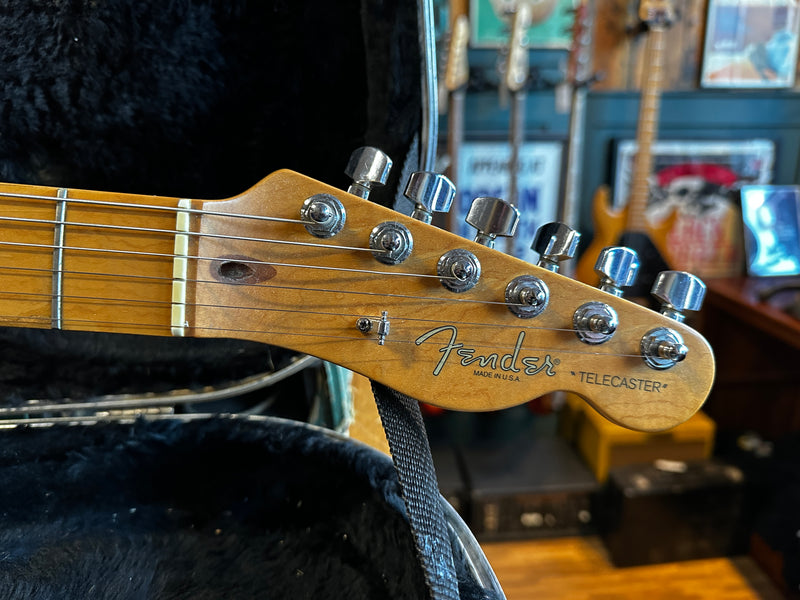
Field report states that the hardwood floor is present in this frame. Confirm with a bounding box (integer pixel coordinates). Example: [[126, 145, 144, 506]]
[[481, 537, 786, 600]]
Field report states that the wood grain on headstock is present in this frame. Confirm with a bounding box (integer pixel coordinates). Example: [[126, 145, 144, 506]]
[[0, 170, 715, 431], [187, 170, 714, 431]]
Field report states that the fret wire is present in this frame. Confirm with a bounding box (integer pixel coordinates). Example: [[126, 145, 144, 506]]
[[0, 288, 581, 334], [0, 240, 455, 281], [0, 312, 641, 358], [51, 188, 68, 329], [0, 264, 518, 308], [0, 214, 385, 255]]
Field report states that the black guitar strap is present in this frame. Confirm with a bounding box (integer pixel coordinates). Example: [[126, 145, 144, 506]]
[[371, 381, 461, 600]]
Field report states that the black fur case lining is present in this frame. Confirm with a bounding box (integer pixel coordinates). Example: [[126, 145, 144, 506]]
[[0, 417, 495, 599], [0, 0, 420, 402], [0, 3, 505, 598]]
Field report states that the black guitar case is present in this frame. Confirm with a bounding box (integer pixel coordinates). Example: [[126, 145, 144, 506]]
[[0, 2, 501, 598]]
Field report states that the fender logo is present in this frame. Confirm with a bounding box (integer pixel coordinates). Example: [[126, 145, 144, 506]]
[[415, 325, 557, 378]]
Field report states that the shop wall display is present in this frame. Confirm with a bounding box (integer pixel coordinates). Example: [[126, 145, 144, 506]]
[[701, 0, 800, 88], [612, 139, 775, 277]]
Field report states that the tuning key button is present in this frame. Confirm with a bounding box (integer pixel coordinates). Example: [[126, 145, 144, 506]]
[[641, 327, 689, 370], [532, 222, 581, 272], [300, 193, 346, 238], [438, 249, 481, 293], [466, 197, 520, 248], [505, 275, 549, 318], [573, 301, 618, 344], [651, 271, 706, 323], [594, 246, 640, 297], [344, 147, 393, 199], [405, 171, 456, 224]]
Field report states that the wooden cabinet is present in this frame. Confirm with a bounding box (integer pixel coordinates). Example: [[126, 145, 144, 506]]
[[698, 276, 800, 438]]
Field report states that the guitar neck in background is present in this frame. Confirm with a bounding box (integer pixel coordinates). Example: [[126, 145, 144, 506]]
[[627, 24, 667, 233]]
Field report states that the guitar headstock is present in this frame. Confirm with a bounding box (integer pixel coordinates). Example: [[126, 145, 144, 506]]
[[505, 3, 532, 92], [186, 170, 715, 432], [639, 0, 675, 29], [444, 14, 470, 92]]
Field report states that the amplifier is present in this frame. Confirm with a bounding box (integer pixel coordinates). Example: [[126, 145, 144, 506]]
[[560, 394, 715, 482], [459, 435, 599, 541], [599, 459, 747, 567]]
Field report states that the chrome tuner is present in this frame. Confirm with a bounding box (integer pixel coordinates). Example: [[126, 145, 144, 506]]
[[594, 247, 640, 297], [640, 272, 705, 369], [344, 147, 392, 199], [300, 194, 346, 238], [465, 197, 520, 248], [641, 327, 689, 370], [573, 301, 618, 344], [505, 275, 549, 318], [405, 171, 456, 224], [532, 222, 581, 272], [651, 271, 707, 323], [438, 249, 481, 293], [370, 221, 413, 265]]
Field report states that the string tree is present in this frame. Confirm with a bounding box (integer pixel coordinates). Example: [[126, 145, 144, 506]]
[[355, 311, 390, 345]]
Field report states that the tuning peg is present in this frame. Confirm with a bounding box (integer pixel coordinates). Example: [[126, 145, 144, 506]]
[[594, 247, 640, 297], [531, 222, 581, 272], [344, 147, 392, 199], [404, 171, 456, 224], [650, 271, 707, 322], [465, 197, 520, 248]]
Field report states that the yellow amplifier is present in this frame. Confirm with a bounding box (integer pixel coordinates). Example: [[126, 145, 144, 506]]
[[559, 394, 716, 482]]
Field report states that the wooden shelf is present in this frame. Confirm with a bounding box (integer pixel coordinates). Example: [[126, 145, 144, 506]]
[[704, 277, 800, 351]]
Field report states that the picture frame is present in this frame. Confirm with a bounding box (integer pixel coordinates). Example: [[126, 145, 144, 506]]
[[469, 0, 577, 49], [453, 140, 563, 263], [612, 139, 775, 277], [701, 0, 800, 88], [741, 185, 800, 276]]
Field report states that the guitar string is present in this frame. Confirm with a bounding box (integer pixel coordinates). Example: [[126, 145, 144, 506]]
[[0, 264, 517, 308], [0, 192, 652, 358], [0, 239, 455, 281], [0, 280, 647, 359], [0, 312, 640, 358], [0, 190, 304, 224], [0, 214, 387, 255], [0, 263, 650, 355], [0, 287, 598, 338]]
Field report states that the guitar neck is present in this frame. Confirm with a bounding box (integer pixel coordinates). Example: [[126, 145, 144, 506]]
[[627, 25, 666, 231], [0, 181, 180, 336], [0, 171, 715, 431]]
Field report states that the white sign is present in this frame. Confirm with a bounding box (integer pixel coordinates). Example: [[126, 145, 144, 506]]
[[455, 141, 562, 263]]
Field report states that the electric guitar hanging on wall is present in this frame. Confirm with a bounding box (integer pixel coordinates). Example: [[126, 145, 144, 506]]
[[575, 0, 676, 297], [0, 165, 713, 432]]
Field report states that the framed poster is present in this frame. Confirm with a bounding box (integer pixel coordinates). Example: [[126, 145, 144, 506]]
[[470, 0, 577, 48], [741, 186, 800, 276], [454, 140, 562, 263], [701, 0, 800, 88], [612, 139, 775, 277]]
